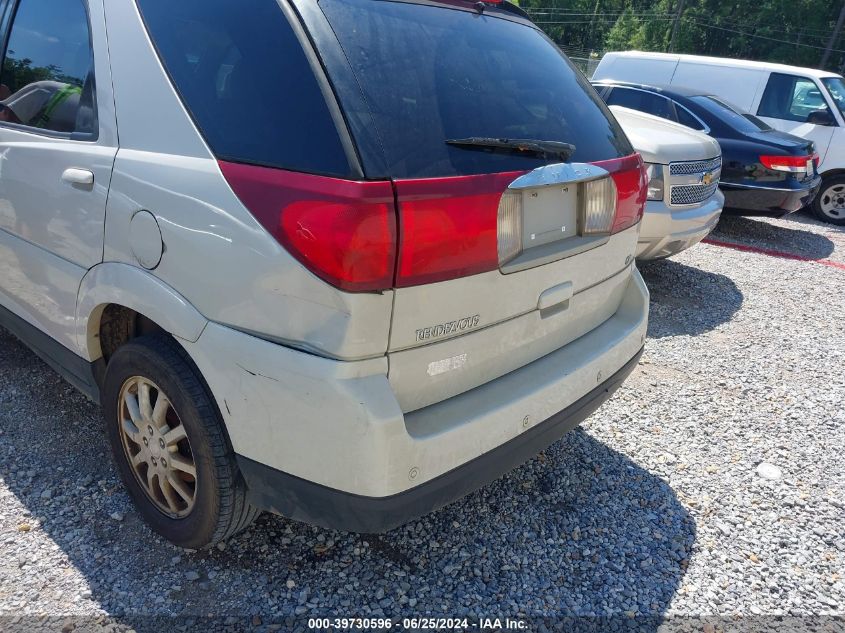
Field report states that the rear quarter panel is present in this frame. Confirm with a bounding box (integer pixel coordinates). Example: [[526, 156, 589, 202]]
[[101, 0, 393, 360]]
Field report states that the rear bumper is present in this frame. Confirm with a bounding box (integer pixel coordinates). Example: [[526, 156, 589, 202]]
[[636, 190, 724, 261], [721, 177, 821, 216], [237, 346, 642, 533], [181, 271, 648, 532]]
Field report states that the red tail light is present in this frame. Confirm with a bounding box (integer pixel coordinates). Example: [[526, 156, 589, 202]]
[[760, 154, 815, 173], [393, 172, 524, 287], [219, 161, 396, 292], [220, 153, 646, 293], [603, 153, 648, 233]]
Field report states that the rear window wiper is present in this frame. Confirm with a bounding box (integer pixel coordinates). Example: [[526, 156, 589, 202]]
[[445, 137, 575, 161]]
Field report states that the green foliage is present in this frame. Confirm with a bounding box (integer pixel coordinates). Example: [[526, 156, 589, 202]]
[[1, 50, 81, 95], [523, 0, 845, 73]]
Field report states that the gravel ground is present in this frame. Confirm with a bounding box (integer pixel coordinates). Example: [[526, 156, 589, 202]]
[[0, 212, 843, 632]]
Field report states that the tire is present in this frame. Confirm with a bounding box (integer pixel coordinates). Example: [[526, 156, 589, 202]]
[[102, 334, 259, 548], [812, 175, 845, 225]]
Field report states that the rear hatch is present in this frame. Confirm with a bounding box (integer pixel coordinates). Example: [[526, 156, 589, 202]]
[[317, 0, 646, 411]]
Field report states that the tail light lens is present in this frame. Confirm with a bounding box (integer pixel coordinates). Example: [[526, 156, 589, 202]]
[[607, 154, 648, 233], [760, 154, 816, 173], [218, 161, 396, 292], [497, 191, 523, 266], [393, 172, 523, 287], [581, 177, 618, 234]]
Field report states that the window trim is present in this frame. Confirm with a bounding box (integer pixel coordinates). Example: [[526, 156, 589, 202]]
[[0, 0, 100, 142]]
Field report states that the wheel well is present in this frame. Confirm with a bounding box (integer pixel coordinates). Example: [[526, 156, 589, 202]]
[[98, 304, 166, 364], [820, 169, 845, 182]]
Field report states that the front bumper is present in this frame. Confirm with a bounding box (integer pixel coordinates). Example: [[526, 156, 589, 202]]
[[721, 176, 821, 216], [636, 190, 724, 261], [181, 271, 648, 532]]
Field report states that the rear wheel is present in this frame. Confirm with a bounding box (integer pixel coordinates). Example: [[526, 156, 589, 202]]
[[812, 175, 845, 225], [103, 334, 259, 548]]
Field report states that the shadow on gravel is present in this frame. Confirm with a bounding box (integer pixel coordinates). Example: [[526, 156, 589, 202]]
[[713, 215, 836, 259], [0, 326, 696, 632], [639, 258, 743, 339]]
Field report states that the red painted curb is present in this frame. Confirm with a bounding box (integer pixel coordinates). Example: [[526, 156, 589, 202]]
[[702, 238, 845, 272]]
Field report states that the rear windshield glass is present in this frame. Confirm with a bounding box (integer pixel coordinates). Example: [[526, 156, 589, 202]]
[[136, 0, 351, 177], [691, 95, 771, 134], [320, 0, 631, 178]]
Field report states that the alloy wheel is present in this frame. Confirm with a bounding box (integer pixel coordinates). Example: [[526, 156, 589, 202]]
[[117, 376, 197, 518]]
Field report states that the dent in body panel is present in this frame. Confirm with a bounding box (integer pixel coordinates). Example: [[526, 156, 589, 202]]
[[102, 0, 393, 360], [183, 272, 648, 498], [181, 321, 403, 496], [102, 151, 393, 359]]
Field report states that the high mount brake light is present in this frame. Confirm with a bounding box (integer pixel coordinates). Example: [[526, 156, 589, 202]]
[[220, 154, 646, 293], [760, 154, 816, 173]]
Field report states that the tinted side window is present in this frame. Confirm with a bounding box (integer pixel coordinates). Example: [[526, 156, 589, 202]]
[[758, 73, 831, 123], [137, 0, 351, 177], [0, 0, 96, 135], [675, 105, 705, 131], [606, 87, 675, 121]]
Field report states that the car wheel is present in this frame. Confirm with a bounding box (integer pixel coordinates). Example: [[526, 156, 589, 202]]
[[812, 175, 845, 225], [102, 334, 259, 548]]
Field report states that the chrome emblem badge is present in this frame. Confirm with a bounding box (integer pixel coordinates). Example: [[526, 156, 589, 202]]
[[416, 315, 480, 342], [701, 171, 714, 186]]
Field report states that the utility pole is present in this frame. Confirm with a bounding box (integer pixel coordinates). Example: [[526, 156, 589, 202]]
[[589, 0, 600, 48], [821, 2, 845, 69], [668, 0, 686, 53]]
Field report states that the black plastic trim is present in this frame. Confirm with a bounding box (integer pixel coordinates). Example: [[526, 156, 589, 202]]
[[237, 346, 643, 533], [0, 302, 100, 403]]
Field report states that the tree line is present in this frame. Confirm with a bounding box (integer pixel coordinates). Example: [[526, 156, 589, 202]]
[[522, 0, 845, 73]]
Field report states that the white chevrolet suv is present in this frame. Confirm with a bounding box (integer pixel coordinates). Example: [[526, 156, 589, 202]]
[[610, 106, 724, 261], [0, 0, 649, 547]]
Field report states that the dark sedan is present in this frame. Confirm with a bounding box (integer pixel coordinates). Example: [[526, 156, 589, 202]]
[[592, 81, 821, 217]]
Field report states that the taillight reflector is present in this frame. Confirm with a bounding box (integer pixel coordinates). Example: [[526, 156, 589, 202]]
[[218, 161, 396, 292]]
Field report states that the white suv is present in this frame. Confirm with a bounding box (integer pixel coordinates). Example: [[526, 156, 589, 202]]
[[609, 106, 724, 260], [0, 0, 649, 547]]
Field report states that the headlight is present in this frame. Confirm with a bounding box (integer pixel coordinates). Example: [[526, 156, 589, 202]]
[[645, 163, 664, 201]]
